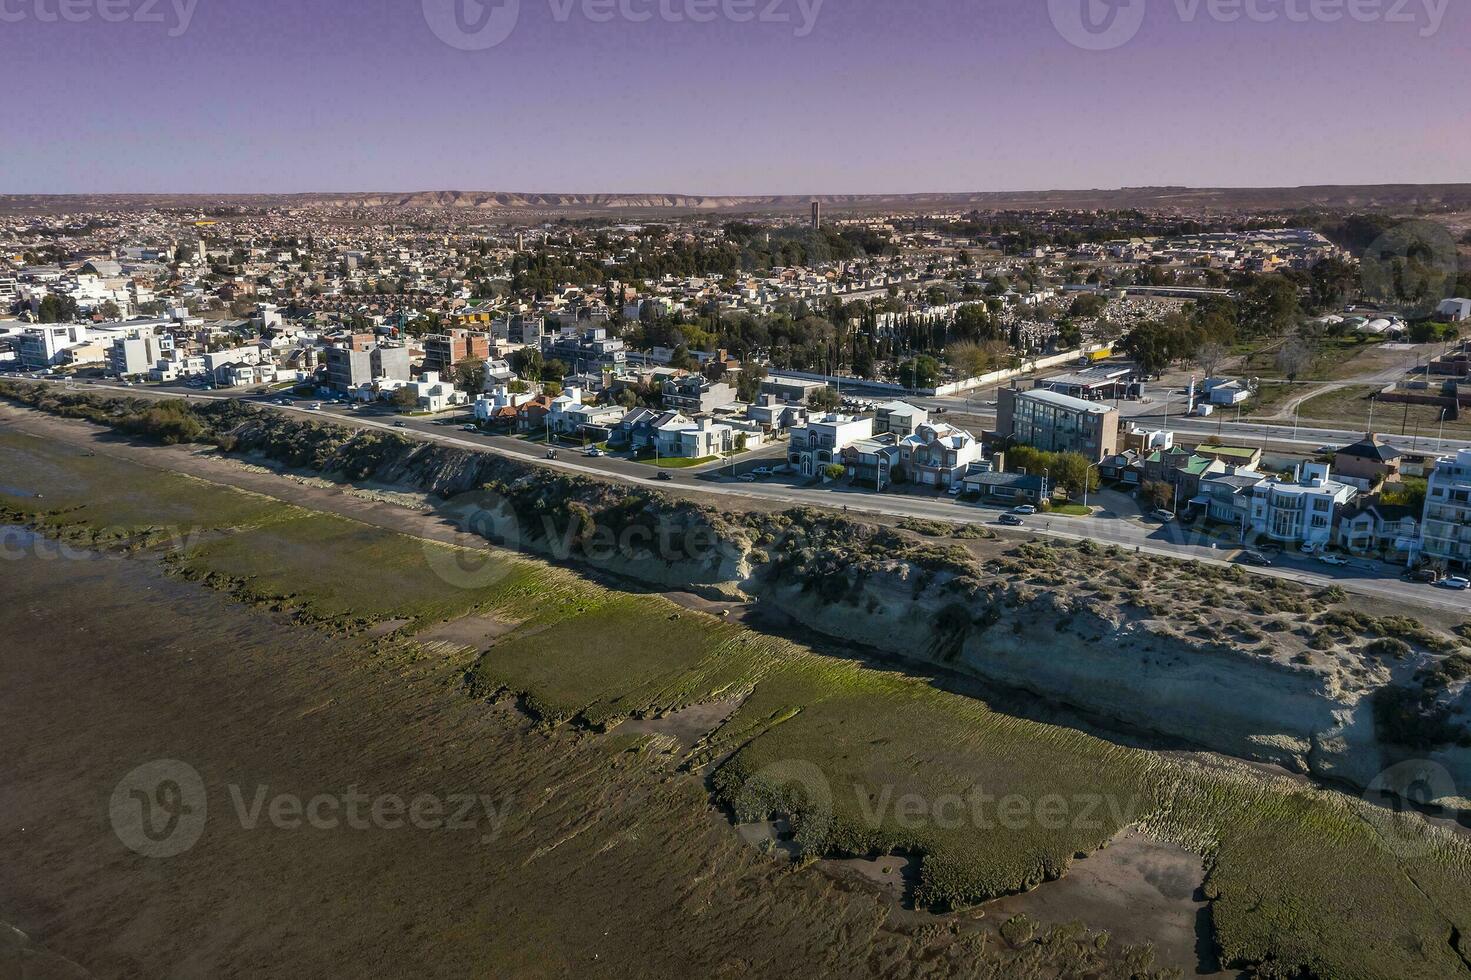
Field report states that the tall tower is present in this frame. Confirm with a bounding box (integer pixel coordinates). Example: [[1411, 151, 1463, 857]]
[[811, 199, 821, 230]]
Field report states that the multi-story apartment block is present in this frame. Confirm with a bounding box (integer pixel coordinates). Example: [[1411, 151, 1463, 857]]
[[422, 329, 491, 377], [997, 387, 1119, 462], [1421, 449, 1471, 567], [108, 334, 168, 377], [17, 324, 90, 369], [324, 343, 411, 391]]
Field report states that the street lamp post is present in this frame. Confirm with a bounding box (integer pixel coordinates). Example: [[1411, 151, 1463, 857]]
[[1083, 462, 1100, 511]]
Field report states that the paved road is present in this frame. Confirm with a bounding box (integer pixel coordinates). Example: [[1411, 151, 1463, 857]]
[[10, 373, 1469, 613]]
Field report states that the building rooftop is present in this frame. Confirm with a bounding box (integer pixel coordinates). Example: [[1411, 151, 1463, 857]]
[[1014, 387, 1115, 415]]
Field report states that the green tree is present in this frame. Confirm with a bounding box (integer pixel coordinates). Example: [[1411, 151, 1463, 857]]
[[454, 357, 487, 392], [809, 386, 842, 412], [898, 355, 942, 390]]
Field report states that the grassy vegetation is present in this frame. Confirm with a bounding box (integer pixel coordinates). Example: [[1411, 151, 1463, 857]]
[[1239, 335, 1398, 383], [0, 431, 280, 546], [1294, 384, 1471, 440], [12, 388, 1471, 976], [1049, 503, 1092, 517], [630, 454, 720, 468]]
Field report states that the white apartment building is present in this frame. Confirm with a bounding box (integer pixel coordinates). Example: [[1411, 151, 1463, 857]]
[[17, 324, 90, 369], [1248, 462, 1357, 549], [787, 414, 874, 477], [1421, 449, 1471, 567], [108, 333, 174, 377]]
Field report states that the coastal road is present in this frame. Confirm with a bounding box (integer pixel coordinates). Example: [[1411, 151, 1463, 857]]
[[11, 373, 1469, 614]]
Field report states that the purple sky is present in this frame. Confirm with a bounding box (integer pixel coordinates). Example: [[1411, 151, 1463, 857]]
[[4, 0, 1467, 194]]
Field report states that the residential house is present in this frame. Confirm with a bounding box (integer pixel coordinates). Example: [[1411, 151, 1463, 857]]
[[961, 470, 1051, 505], [746, 395, 807, 433], [1333, 433, 1403, 486], [662, 375, 736, 416], [787, 414, 874, 478], [841, 438, 902, 490], [613, 409, 690, 452], [872, 400, 929, 437], [1197, 469, 1268, 531], [406, 371, 469, 413], [515, 394, 556, 433], [1337, 502, 1421, 562], [1099, 449, 1142, 486], [1248, 463, 1357, 549], [898, 422, 983, 488]]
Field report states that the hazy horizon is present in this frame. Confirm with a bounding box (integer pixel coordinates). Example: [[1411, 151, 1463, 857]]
[[4, 0, 1467, 194]]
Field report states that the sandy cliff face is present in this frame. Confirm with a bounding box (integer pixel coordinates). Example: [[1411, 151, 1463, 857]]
[[751, 563, 1471, 798]]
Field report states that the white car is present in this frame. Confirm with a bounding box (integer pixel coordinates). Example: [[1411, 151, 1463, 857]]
[[1012, 504, 1037, 515], [583, 448, 604, 457], [751, 466, 775, 477], [1317, 554, 1349, 566], [1439, 576, 1471, 591]]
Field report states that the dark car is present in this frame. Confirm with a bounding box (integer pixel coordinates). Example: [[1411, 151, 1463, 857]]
[[656, 471, 673, 481], [998, 514, 1024, 526], [1240, 550, 1273, 567], [1403, 568, 1439, 584]]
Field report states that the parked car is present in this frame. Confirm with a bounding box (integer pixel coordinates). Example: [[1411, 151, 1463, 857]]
[[736, 474, 756, 482], [1300, 542, 1320, 555], [751, 466, 774, 477], [948, 483, 964, 496], [1012, 504, 1037, 515], [1240, 550, 1273, 567], [583, 447, 604, 457], [462, 424, 478, 432], [1317, 554, 1349, 566], [1439, 576, 1471, 591], [999, 514, 1025, 526], [1150, 509, 1176, 522], [1403, 568, 1439, 584]]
